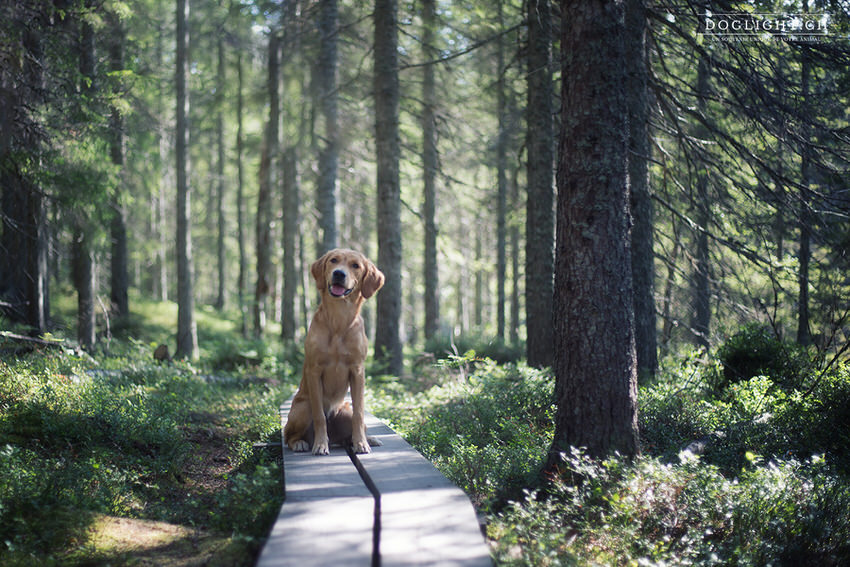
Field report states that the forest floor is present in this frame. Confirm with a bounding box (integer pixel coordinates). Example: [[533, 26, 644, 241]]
[[77, 414, 249, 566]]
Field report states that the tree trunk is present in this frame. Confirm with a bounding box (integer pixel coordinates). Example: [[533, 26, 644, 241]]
[[496, 0, 507, 341], [797, 22, 811, 346], [547, 0, 639, 467], [76, 14, 97, 350], [422, 0, 440, 342], [282, 147, 300, 342], [625, 0, 656, 380], [175, 0, 198, 360], [317, 0, 338, 254], [525, 0, 555, 368], [72, 228, 96, 350], [374, 0, 404, 375], [255, 31, 280, 337], [236, 48, 248, 336], [510, 161, 521, 346], [692, 47, 711, 349], [215, 11, 227, 311], [107, 10, 129, 319]]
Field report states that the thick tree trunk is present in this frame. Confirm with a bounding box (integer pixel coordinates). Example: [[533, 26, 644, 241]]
[[0, 11, 49, 334], [374, 0, 404, 375], [547, 0, 639, 467], [625, 0, 657, 380], [175, 0, 199, 360], [317, 0, 338, 254], [525, 0, 555, 368], [422, 0, 440, 342]]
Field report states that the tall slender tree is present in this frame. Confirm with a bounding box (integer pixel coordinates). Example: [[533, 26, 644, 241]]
[[692, 41, 712, 349], [107, 9, 129, 319], [316, 0, 339, 254], [547, 0, 639, 467], [255, 30, 279, 337], [625, 0, 656, 379], [214, 1, 227, 311], [495, 0, 508, 341], [374, 0, 403, 375], [525, 0, 555, 368], [422, 0, 440, 342], [175, 0, 199, 359]]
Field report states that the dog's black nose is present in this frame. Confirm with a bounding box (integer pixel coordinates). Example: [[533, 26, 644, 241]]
[[332, 269, 346, 282]]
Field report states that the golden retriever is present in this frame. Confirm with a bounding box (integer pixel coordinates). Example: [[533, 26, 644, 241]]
[[283, 249, 385, 455]]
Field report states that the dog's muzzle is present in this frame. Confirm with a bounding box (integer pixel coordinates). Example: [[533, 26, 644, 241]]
[[329, 270, 353, 297]]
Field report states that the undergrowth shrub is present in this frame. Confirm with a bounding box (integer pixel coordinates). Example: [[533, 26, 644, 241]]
[[368, 355, 553, 508], [424, 333, 525, 364], [490, 450, 850, 566], [715, 324, 814, 391]]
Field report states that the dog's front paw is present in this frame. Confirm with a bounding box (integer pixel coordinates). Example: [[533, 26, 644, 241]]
[[352, 440, 371, 454], [290, 440, 310, 452], [312, 441, 330, 455]]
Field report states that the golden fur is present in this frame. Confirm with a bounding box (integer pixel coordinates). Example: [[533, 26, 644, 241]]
[[283, 249, 385, 455]]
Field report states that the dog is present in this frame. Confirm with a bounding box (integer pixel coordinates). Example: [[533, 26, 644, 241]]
[[283, 249, 385, 455]]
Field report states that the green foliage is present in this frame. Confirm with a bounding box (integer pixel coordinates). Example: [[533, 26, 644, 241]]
[[424, 333, 525, 365], [715, 324, 814, 391], [490, 451, 850, 566], [0, 335, 290, 563], [368, 354, 554, 509]]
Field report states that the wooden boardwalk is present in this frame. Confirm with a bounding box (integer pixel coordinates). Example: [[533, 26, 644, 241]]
[[256, 398, 491, 567]]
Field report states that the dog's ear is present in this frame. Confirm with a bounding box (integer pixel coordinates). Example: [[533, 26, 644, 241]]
[[361, 260, 385, 299], [311, 252, 330, 290]]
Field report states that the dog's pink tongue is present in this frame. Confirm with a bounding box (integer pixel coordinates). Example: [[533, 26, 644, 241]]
[[331, 284, 347, 296]]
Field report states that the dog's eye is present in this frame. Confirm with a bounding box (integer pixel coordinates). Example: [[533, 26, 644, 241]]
[[330, 258, 339, 264], [351, 263, 360, 270]]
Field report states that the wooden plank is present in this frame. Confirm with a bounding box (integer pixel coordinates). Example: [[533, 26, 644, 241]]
[[354, 413, 493, 567], [256, 400, 376, 567]]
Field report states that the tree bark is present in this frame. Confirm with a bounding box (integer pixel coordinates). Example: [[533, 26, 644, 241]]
[[525, 0, 555, 368], [175, 0, 198, 360], [692, 46, 711, 349], [374, 0, 404, 375], [236, 47, 248, 336], [107, 10, 129, 319], [422, 0, 440, 342], [215, 9, 227, 311], [282, 147, 300, 341], [797, 22, 811, 346], [547, 0, 640, 467], [255, 31, 280, 337], [317, 0, 338, 254], [496, 0, 508, 341], [625, 0, 656, 380]]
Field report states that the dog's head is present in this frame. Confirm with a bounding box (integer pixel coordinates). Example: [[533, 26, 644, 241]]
[[311, 249, 385, 301]]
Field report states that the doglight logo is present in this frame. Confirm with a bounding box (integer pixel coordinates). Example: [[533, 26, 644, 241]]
[[701, 12, 831, 38]]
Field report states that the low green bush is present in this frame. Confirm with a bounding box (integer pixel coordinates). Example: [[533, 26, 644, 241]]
[[0, 344, 289, 563], [368, 355, 554, 509], [424, 333, 525, 365], [715, 324, 814, 392], [490, 450, 850, 566]]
